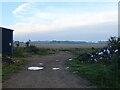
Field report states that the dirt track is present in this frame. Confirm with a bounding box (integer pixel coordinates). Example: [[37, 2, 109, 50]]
[[3, 52, 96, 88]]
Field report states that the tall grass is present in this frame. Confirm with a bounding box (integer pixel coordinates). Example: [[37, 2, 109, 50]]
[[12, 45, 59, 58]]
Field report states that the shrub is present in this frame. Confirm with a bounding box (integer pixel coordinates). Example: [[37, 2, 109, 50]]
[[108, 37, 120, 53], [25, 45, 40, 54], [108, 37, 120, 69]]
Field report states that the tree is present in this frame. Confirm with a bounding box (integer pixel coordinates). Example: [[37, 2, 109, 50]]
[[108, 37, 120, 70], [15, 41, 20, 47], [108, 36, 120, 54], [26, 40, 31, 47]]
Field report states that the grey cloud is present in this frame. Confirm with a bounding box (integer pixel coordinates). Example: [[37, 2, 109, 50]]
[[14, 22, 118, 42]]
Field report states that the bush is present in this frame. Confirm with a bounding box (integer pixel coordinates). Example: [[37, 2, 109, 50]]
[[12, 47, 31, 58], [108, 37, 120, 53], [68, 52, 120, 88], [25, 45, 40, 54], [108, 37, 120, 69]]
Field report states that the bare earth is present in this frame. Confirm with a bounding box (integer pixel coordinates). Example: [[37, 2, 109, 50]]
[[3, 52, 97, 88]]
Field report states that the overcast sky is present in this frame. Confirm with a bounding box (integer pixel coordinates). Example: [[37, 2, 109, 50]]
[[1, 1, 118, 41]]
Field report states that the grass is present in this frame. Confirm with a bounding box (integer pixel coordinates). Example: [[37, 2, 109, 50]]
[[37, 48, 59, 55], [12, 46, 59, 57], [11, 47, 32, 58], [2, 59, 28, 82], [67, 48, 120, 88], [66, 48, 99, 55]]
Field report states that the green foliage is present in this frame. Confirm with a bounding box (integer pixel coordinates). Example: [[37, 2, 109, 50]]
[[37, 48, 59, 55], [67, 48, 99, 55], [16, 43, 20, 47], [68, 55, 120, 88], [2, 60, 28, 82], [12, 47, 31, 58], [12, 45, 59, 57], [110, 54, 120, 70], [47, 50, 59, 54], [108, 36, 120, 53], [108, 36, 120, 69], [25, 45, 40, 54], [67, 47, 120, 88]]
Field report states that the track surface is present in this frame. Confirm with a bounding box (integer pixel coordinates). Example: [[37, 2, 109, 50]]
[[3, 52, 96, 88]]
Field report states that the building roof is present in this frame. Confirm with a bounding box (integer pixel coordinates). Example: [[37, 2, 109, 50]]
[[0, 27, 14, 31]]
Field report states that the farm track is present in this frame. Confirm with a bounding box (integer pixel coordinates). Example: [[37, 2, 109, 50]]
[[3, 52, 97, 88]]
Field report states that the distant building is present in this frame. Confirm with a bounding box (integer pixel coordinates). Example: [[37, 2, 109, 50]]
[[0, 27, 14, 55]]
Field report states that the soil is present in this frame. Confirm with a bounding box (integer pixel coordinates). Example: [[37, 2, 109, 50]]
[[3, 52, 97, 88]]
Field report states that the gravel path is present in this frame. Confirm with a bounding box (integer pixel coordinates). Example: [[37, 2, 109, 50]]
[[3, 52, 96, 88]]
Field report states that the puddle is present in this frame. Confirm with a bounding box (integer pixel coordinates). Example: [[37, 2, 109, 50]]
[[52, 67, 60, 70], [28, 66, 44, 71], [56, 60, 59, 61], [38, 63, 44, 66], [68, 58, 72, 61], [65, 67, 69, 70]]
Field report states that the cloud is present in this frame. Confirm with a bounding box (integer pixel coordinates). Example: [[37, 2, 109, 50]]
[[13, 22, 117, 41], [7, 2, 118, 41], [12, 3, 31, 17], [9, 10, 117, 34]]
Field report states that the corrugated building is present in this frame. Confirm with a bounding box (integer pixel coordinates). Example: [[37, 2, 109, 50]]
[[0, 27, 14, 55]]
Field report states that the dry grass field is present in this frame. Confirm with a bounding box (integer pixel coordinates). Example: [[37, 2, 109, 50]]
[[18, 43, 107, 49]]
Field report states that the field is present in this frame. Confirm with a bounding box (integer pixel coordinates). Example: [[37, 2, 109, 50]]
[[18, 43, 107, 49]]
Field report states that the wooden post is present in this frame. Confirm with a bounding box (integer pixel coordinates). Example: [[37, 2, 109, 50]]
[[118, 1, 120, 38]]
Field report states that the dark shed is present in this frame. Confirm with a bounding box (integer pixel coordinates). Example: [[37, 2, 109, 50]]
[[0, 27, 14, 55]]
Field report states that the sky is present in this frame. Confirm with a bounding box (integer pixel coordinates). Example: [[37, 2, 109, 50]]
[[1, 1, 118, 42]]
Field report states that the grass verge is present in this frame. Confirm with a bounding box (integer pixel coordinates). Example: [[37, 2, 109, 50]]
[[67, 48, 120, 88], [2, 59, 28, 82]]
